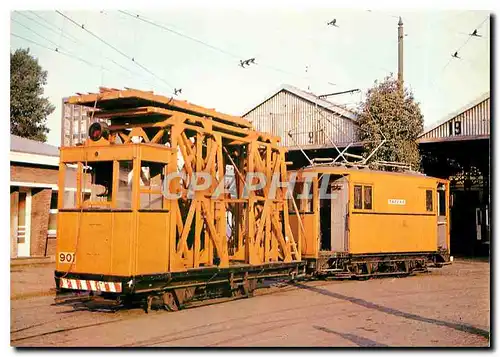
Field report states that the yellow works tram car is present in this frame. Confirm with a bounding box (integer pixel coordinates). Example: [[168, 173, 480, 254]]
[[289, 166, 451, 277], [55, 88, 305, 311], [54, 88, 451, 311]]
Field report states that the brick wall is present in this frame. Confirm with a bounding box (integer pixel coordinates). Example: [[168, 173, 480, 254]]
[[45, 238, 57, 257], [10, 190, 19, 259], [30, 188, 52, 257], [11, 164, 59, 185]]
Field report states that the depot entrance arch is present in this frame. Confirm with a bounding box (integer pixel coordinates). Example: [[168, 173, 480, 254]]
[[419, 92, 490, 257]]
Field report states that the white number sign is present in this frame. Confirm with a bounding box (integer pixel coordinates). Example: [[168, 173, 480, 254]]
[[388, 199, 406, 205], [59, 252, 76, 264]]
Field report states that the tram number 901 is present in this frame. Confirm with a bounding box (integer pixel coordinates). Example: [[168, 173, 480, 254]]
[[58, 252, 76, 264]]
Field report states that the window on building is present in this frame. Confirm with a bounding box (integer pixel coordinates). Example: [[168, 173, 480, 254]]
[[139, 161, 166, 210], [426, 190, 433, 212], [363, 186, 373, 210], [354, 185, 362, 209]]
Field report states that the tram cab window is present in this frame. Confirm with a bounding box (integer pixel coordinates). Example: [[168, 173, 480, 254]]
[[62, 163, 92, 209], [438, 185, 446, 216], [62, 163, 78, 209], [354, 185, 373, 210], [82, 161, 114, 207], [426, 190, 433, 212], [363, 186, 373, 210], [289, 181, 313, 213], [354, 185, 362, 209], [117, 161, 133, 209], [139, 161, 165, 210]]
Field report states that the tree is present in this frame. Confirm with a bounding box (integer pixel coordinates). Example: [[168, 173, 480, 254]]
[[10, 48, 54, 142], [357, 76, 424, 171]]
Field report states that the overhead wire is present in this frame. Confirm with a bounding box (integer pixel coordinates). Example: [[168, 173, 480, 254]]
[[17, 17, 161, 92], [11, 17, 66, 50], [28, 11, 156, 85], [364, 10, 490, 73], [14, 11, 78, 44], [55, 10, 176, 94], [11, 33, 118, 74], [117, 10, 345, 88], [430, 15, 490, 90], [28, 10, 80, 42], [11, 33, 105, 70], [10, 33, 143, 80]]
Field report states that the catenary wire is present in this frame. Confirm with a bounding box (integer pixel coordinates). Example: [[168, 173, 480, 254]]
[[56, 10, 177, 94], [117, 10, 344, 88]]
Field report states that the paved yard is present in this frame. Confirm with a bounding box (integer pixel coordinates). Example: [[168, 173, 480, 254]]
[[11, 259, 490, 347], [11, 264, 55, 300]]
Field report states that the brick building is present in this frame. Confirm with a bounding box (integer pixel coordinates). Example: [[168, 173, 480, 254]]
[[10, 135, 61, 258]]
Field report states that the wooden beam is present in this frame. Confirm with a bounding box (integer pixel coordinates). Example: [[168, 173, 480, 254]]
[[66, 88, 253, 129]]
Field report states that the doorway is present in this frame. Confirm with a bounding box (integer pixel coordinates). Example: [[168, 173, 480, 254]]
[[331, 177, 349, 252], [437, 183, 448, 251], [319, 175, 349, 252], [17, 189, 31, 257]]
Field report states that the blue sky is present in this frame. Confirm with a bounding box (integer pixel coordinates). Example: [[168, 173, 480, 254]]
[[10, 7, 490, 146]]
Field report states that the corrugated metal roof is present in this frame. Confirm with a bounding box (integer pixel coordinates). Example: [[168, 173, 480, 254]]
[[244, 90, 358, 149], [10, 135, 59, 157], [242, 84, 357, 121], [419, 91, 490, 138]]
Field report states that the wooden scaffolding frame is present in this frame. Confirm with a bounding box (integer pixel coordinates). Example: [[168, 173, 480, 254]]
[[66, 87, 301, 272]]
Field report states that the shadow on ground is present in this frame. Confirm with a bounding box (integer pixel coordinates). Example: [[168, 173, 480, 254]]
[[294, 283, 490, 340]]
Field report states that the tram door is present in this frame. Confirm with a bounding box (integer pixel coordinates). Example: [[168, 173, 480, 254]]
[[437, 183, 448, 250], [331, 177, 349, 252]]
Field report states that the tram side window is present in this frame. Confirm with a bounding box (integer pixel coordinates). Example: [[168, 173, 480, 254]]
[[117, 161, 133, 209], [288, 182, 301, 213], [289, 181, 313, 213], [426, 190, 433, 212], [302, 181, 314, 213], [62, 163, 78, 209], [140, 161, 165, 210], [83, 161, 113, 206], [363, 186, 373, 210], [438, 188, 446, 216], [62, 163, 92, 208], [354, 185, 362, 209]]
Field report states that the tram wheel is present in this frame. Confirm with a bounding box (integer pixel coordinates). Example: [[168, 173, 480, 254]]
[[162, 291, 179, 311]]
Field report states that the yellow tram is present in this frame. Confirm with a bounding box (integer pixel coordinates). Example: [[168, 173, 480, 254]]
[[289, 166, 451, 277], [54, 87, 451, 311]]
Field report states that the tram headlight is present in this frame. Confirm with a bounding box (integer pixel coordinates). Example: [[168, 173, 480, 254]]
[[88, 122, 109, 141]]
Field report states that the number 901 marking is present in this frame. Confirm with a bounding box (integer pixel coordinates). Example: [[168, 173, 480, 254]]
[[59, 252, 76, 264]]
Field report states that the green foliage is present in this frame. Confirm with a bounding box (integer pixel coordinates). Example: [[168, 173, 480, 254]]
[[10, 48, 54, 142], [357, 76, 424, 171]]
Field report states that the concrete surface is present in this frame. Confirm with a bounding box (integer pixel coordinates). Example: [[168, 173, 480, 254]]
[[11, 259, 490, 347], [11, 264, 55, 300], [11, 256, 55, 266]]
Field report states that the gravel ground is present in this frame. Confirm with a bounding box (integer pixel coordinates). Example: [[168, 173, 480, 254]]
[[11, 259, 490, 347]]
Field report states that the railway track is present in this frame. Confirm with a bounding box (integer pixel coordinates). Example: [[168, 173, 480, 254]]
[[11, 268, 460, 345]]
